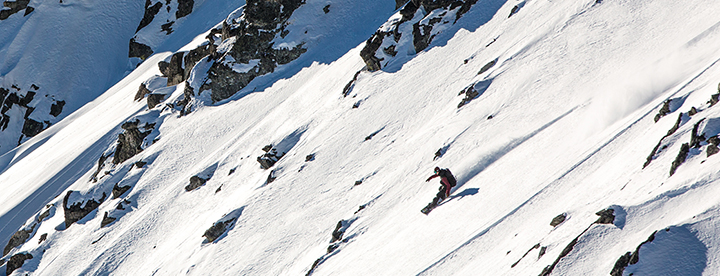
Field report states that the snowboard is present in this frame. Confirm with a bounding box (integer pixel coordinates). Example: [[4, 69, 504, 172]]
[[421, 200, 442, 215]]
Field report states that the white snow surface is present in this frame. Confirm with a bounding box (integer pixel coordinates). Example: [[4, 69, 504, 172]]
[[1, 0, 720, 275]]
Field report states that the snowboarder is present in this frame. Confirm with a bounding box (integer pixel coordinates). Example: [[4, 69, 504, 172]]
[[422, 167, 456, 214]]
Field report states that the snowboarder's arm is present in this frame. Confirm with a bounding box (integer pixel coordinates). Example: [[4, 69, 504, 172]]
[[426, 174, 439, 182]]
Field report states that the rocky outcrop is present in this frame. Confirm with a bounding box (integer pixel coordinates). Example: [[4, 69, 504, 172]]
[[0, 0, 31, 20], [158, 52, 185, 86], [184, 175, 208, 191], [176, 0, 194, 19], [257, 145, 285, 169], [136, 0, 163, 32], [129, 38, 154, 60], [610, 231, 656, 276], [669, 143, 689, 176], [62, 191, 107, 228], [360, 0, 479, 71], [50, 100, 65, 117], [112, 120, 152, 165], [5, 252, 32, 276], [654, 100, 672, 122], [101, 212, 117, 228], [2, 225, 34, 257], [202, 218, 235, 242], [111, 183, 132, 199]]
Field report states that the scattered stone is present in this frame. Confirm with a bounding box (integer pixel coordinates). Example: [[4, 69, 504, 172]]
[[654, 100, 673, 122], [176, 0, 194, 18], [538, 246, 547, 258], [327, 243, 339, 254], [669, 143, 690, 176], [112, 183, 132, 199], [508, 4, 520, 17], [3, 224, 35, 257], [5, 253, 32, 276], [159, 52, 185, 86], [266, 170, 276, 184], [134, 160, 147, 168], [708, 92, 720, 107], [129, 38, 153, 60], [161, 21, 174, 35], [257, 146, 284, 169], [136, 0, 163, 32], [355, 205, 366, 214], [228, 168, 236, 175], [21, 118, 45, 137], [113, 119, 151, 164], [38, 233, 47, 244], [50, 100, 65, 117], [215, 185, 222, 193], [134, 83, 152, 101], [62, 191, 107, 227], [434, 148, 443, 160], [323, 4, 330, 13], [203, 218, 236, 243], [458, 85, 480, 108], [23, 6, 33, 16], [37, 207, 51, 222], [354, 180, 362, 186], [550, 213, 566, 227], [511, 243, 540, 268], [330, 221, 345, 243], [688, 106, 698, 116], [609, 231, 656, 276], [0, 0, 30, 20], [185, 175, 208, 191], [101, 212, 117, 228], [147, 93, 167, 109], [594, 209, 614, 224], [477, 59, 496, 75], [305, 154, 315, 162], [342, 70, 362, 97], [707, 145, 720, 157]]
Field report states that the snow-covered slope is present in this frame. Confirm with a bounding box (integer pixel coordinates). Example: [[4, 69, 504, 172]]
[[2, 0, 720, 275]]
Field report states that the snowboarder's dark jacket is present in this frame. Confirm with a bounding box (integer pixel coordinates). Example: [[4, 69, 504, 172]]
[[426, 168, 456, 197]]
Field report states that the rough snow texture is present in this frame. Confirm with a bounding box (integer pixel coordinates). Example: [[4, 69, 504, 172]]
[[3, 0, 720, 275]]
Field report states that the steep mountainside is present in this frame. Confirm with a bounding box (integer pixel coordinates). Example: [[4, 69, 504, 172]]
[[2, 0, 720, 275]]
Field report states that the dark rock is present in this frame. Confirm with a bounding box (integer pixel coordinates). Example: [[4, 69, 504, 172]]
[[0, 259, 4, 270], [215, 185, 222, 193], [185, 175, 208, 191], [354, 180, 362, 186], [161, 21, 174, 35], [669, 143, 690, 176], [688, 106, 698, 116], [360, 32, 385, 72], [38, 233, 47, 244], [50, 100, 65, 117], [610, 252, 632, 276], [129, 38, 154, 60], [477, 59, 496, 75], [134, 83, 152, 101], [594, 209, 614, 224], [610, 231, 656, 276], [176, 0, 194, 18], [305, 154, 315, 162], [323, 4, 330, 13], [101, 212, 117, 228], [327, 243, 339, 253], [538, 246, 547, 258], [37, 208, 51, 222], [228, 168, 236, 175], [395, 0, 410, 9], [707, 144, 720, 157], [266, 170, 276, 184], [3, 224, 35, 257], [113, 119, 151, 164], [91, 153, 109, 182], [23, 6, 33, 16], [306, 258, 322, 276], [690, 119, 706, 148], [434, 148, 443, 160], [134, 160, 147, 168], [30, 84, 39, 90], [111, 183, 131, 199], [0, 0, 30, 20], [550, 213, 566, 227], [183, 43, 216, 79], [508, 4, 520, 17], [342, 70, 362, 97], [330, 221, 345, 243], [21, 118, 44, 137], [708, 136, 720, 146], [136, 0, 163, 32], [257, 147, 283, 169], [18, 91, 34, 107], [6, 253, 32, 276], [147, 93, 167, 109], [708, 93, 720, 107], [159, 52, 185, 86], [458, 86, 480, 108], [412, 21, 435, 53], [203, 218, 235, 242], [62, 191, 107, 227]]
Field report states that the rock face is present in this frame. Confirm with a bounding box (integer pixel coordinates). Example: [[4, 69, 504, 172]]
[[113, 120, 152, 165], [257, 145, 285, 169], [185, 175, 208, 191], [111, 183, 132, 199], [158, 52, 186, 86], [5, 252, 32, 276], [62, 191, 107, 227], [3, 224, 35, 257], [0, 0, 31, 20], [360, 0, 478, 71], [185, 0, 306, 103], [129, 38, 154, 60]]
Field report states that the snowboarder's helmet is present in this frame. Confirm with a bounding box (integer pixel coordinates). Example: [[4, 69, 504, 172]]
[[434, 167, 440, 173]]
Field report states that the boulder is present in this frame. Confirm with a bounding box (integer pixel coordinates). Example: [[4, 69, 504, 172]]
[[62, 191, 107, 227], [5, 253, 32, 276]]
